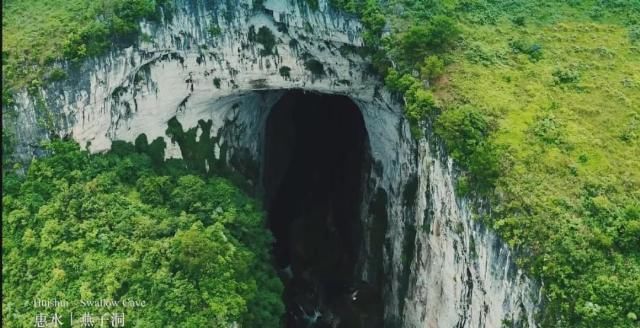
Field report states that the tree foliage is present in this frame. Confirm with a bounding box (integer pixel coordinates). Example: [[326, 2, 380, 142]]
[[420, 55, 445, 82], [397, 15, 460, 63], [436, 105, 504, 193], [385, 69, 437, 137], [2, 140, 283, 327]]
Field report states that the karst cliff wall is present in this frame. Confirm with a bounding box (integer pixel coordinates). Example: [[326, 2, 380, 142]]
[[3, 0, 541, 326]]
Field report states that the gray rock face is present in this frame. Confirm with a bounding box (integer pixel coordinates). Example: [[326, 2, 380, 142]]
[[3, 0, 541, 326]]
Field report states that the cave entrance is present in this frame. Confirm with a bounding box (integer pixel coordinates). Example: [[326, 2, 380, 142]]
[[263, 90, 370, 327]]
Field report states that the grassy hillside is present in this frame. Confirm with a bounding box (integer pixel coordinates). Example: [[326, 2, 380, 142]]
[[2, 0, 169, 97], [443, 8, 640, 328], [373, 0, 640, 326]]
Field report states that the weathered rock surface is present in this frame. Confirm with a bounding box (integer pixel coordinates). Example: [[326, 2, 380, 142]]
[[3, 0, 541, 326]]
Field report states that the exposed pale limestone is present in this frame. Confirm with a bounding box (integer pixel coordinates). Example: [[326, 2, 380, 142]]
[[4, 0, 541, 326]]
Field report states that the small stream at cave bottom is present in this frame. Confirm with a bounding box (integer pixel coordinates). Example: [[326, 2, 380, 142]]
[[263, 90, 382, 327]]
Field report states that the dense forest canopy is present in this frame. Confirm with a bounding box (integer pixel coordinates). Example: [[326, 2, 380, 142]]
[[2, 141, 284, 326], [2, 0, 640, 327]]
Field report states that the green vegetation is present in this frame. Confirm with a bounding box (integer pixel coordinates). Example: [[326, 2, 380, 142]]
[[248, 25, 277, 56], [304, 59, 325, 76], [279, 66, 291, 79], [2, 0, 639, 327], [444, 12, 640, 327], [47, 67, 68, 82], [396, 15, 461, 63], [509, 38, 544, 62], [2, 140, 283, 327], [2, 0, 172, 93], [419, 55, 445, 83], [208, 25, 222, 37], [384, 70, 437, 136], [335, 0, 640, 326], [435, 105, 505, 194], [305, 0, 319, 10]]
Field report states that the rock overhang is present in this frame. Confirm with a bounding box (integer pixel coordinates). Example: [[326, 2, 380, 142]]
[[5, 0, 380, 161]]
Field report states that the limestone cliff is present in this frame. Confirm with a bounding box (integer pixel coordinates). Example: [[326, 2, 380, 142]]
[[3, 0, 541, 326]]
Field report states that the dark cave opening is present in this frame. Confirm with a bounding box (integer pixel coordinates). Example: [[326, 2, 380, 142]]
[[264, 90, 375, 327]]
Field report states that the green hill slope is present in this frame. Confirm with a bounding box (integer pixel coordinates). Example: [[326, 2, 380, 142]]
[[443, 9, 640, 328], [368, 0, 640, 326]]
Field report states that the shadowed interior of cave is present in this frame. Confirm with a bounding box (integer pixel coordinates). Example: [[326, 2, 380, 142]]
[[264, 90, 378, 327]]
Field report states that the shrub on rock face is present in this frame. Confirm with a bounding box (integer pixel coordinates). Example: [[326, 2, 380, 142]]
[[384, 68, 437, 137], [304, 59, 325, 76], [436, 105, 493, 159], [279, 66, 292, 79], [385, 68, 419, 93], [209, 25, 222, 37], [405, 84, 436, 125], [305, 0, 319, 10], [436, 105, 504, 193], [47, 67, 67, 82], [256, 26, 277, 55]]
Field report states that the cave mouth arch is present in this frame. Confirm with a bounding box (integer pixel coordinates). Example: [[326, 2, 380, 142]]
[[263, 89, 370, 327]]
